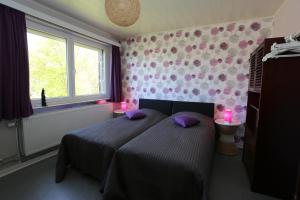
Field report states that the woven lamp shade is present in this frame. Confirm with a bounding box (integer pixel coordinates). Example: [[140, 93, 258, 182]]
[[105, 0, 140, 27]]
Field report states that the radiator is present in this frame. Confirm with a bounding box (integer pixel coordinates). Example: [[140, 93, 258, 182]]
[[21, 103, 113, 156]]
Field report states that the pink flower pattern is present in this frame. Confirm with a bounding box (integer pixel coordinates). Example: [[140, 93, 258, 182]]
[[120, 18, 273, 143]]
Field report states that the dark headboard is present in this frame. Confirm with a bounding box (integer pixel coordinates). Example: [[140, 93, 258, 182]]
[[139, 99, 214, 118], [139, 99, 173, 115], [172, 101, 214, 118]]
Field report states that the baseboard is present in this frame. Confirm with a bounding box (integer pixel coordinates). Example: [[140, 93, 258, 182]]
[[0, 155, 19, 165], [20, 145, 59, 162], [0, 150, 57, 179]]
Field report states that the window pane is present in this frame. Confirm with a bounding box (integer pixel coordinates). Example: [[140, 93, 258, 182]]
[[27, 31, 67, 99], [74, 44, 101, 96]]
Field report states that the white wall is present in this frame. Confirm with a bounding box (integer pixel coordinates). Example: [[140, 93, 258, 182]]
[[273, 0, 300, 37], [0, 122, 18, 160]]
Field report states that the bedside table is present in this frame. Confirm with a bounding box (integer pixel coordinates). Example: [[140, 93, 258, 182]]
[[215, 119, 241, 156], [113, 109, 126, 118]]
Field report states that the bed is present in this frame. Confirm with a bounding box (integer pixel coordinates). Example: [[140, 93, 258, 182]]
[[55, 107, 168, 186], [103, 100, 215, 200]]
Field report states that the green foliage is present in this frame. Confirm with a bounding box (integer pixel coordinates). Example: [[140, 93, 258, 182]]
[[74, 44, 100, 96], [28, 32, 67, 99], [27, 32, 102, 100]]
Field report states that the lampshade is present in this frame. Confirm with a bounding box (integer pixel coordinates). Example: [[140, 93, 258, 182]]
[[105, 0, 140, 27], [223, 109, 233, 123], [121, 101, 127, 111]]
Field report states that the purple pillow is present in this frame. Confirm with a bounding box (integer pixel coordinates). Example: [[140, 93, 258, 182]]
[[125, 109, 146, 120], [173, 115, 200, 128]]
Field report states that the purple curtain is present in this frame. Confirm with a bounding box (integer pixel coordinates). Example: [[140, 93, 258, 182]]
[[109, 45, 123, 102], [0, 4, 33, 120]]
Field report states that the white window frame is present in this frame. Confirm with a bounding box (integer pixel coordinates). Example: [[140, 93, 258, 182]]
[[26, 19, 111, 108]]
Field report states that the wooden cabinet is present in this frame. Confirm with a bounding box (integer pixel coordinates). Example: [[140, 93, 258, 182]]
[[243, 37, 300, 199], [296, 165, 300, 200]]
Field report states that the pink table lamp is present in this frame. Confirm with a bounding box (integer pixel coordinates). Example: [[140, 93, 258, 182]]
[[121, 101, 127, 111], [223, 109, 233, 123]]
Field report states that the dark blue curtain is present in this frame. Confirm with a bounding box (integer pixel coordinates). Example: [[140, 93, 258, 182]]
[[109, 45, 122, 102], [0, 4, 33, 120]]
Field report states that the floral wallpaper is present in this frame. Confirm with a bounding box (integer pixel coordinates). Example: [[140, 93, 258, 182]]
[[120, 17, 273, 146]]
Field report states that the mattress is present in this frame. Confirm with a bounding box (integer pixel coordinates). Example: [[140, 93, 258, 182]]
[[103, 111, 215, 200], [55, 108, 167, 187]]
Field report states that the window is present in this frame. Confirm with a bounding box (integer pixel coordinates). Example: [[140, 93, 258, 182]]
[[27, 31, 67, 99], [74, 43, 102, 96], [26, 20, 109, 107]]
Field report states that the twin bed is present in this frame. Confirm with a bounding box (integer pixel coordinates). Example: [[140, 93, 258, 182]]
[[56, 99, 215, 200]]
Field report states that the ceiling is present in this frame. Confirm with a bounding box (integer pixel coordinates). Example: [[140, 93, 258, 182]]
[[29, 0, 285, 39]]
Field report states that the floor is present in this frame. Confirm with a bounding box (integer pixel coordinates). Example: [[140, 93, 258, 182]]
[[0, 152, 279, 200], [209, 152, 278, 200]]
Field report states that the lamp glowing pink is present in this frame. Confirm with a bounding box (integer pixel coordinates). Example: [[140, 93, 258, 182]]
[[121, 101, 127, 111], [223, 109, 232, 123], [96, 100, 106, 104]]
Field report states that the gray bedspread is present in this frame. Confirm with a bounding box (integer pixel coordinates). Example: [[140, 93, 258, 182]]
[[103, 112, 215, 200], [55, 108, 167, 186]]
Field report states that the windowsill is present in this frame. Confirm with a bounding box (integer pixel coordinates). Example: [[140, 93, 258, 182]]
[[33, 100, 110, 114]]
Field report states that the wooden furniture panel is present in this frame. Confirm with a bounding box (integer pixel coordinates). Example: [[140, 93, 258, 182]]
[[243, 37, 300, 199], [296, 164, 300, 200]]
